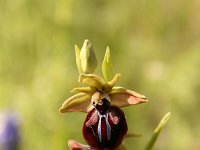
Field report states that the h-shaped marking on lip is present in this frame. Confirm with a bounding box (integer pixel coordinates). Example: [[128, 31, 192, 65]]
[[97, 112, 111, 142]]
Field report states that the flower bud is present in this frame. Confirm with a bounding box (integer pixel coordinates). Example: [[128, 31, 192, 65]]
[[80, 39, 98, 74]]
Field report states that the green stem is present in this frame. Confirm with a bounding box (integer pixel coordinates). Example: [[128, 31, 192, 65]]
[[144, 112, 171, 150]]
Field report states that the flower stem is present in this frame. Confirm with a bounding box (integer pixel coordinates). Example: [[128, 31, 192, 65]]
[[144, 112, 171, 150]]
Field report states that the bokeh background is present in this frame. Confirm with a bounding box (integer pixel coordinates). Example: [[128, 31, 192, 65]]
[[0, 0, 200, 149]]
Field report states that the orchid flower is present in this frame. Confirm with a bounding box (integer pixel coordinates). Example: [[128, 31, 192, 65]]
[[59, 39, 149, 150]]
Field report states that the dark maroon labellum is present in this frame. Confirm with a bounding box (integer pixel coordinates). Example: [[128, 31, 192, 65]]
[[82, 99, 128, 150]]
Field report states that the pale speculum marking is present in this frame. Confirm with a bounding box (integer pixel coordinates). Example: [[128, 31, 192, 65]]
[[97, 111, 111, 142]]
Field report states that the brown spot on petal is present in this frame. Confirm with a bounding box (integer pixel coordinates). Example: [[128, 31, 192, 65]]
[[109, 113, 119, 125]]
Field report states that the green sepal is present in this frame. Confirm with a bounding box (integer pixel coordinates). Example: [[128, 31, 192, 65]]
[[102, 47, 114, 81], [59, 93, 93, 113], [74, 45, 82, 74]]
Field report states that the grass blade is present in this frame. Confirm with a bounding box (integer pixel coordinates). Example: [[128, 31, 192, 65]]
[[145, 112, 171, 150]]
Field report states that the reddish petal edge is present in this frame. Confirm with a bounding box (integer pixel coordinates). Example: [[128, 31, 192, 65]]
[[68, 140, 90, 150]]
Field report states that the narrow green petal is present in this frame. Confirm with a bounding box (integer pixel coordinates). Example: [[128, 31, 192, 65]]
[[109, 86, 148, 107], [145, 112, 171, 150], [80, 39, 98, 74], [71, 87, 95, 94], [78, 73, 105, 90], [102, 74, 121, 93], [102, 47, 114, 81], [59, 93, 93, 113], [75, 45, 82, 74], [107, 73, 121, 88]]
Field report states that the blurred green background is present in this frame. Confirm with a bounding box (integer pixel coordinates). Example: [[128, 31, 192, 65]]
[[0, 0, 200, 149]]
